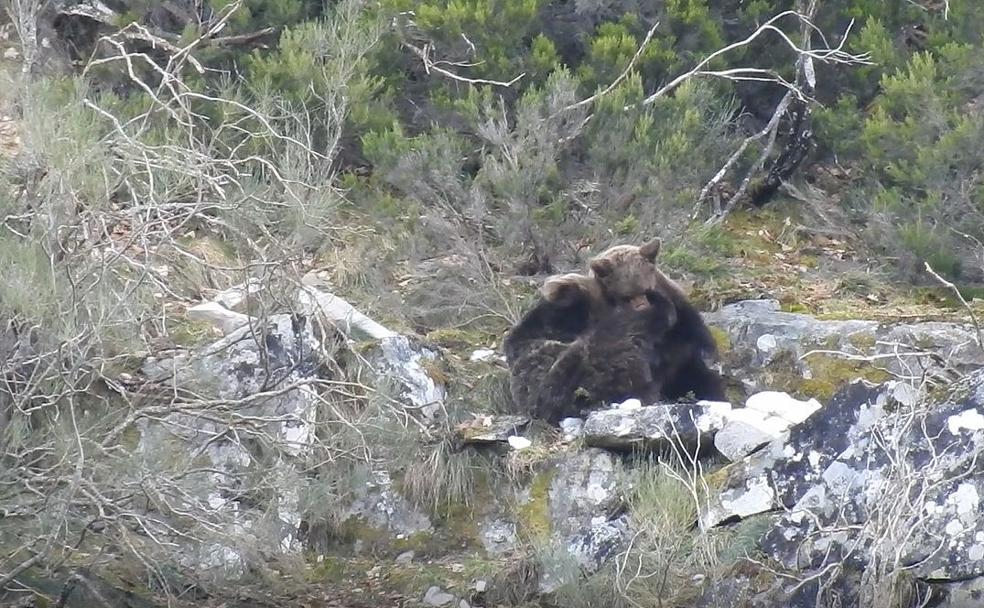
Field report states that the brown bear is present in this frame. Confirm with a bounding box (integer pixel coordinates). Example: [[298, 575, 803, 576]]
[[587, 238, 725, 405], [503, 237, 725, 424]]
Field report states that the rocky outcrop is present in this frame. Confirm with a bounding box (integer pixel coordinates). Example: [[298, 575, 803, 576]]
[[134, 283, 449, 572], [705, 299, 981, 400], [701, 380, 892, 527], [112, 298, 984, 599]]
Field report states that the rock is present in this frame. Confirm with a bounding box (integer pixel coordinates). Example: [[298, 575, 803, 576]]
[[345, 467, 432, 539], [479, 519, 517, 554], [185, 301, 253, 335], [702, 380, 890, 527], [559, 417, 584, 442], [548, 449, 623, 527], [372, 335, 447, 414], [395, 550, 415, 564], [714, 392, 823, 461], [455, 415, 530, 445], [713, 410, 778, 462], [745, 391, 821, 425], [929, 578, 984, 607], [469, 348, 496, 362], [612, 397, 642, 410], [760, 371, 984, 585], [508, 435, 532, 450], [212, 278, 262, 311], [423, 586, 455, 606], [705, 299, 983, 399], [543, 448, 627, 584], [583, 402, 731, 454], [137, 313, 325, 570], [298, 274, 397, 340]]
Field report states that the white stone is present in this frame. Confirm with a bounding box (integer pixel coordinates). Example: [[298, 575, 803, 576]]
[[714, 419, 774, 461], [469, 348, 496, 362], [423, 586, 455, 606], [745, 391, 822, 425], [947, 409, 984, 435], [756, 334, 778, 352], [507, 435, 532, 450], [945, 520, 965, 536], [614, 398, 642, 410]]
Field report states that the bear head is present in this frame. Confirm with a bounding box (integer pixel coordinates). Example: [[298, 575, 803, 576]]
[[588, 237, 678, 312], [540, 272, 604, 309]]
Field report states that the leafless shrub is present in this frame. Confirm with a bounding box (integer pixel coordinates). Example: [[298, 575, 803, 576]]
[[0, 1, 454, 601]]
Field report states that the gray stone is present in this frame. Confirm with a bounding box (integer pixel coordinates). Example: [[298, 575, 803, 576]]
[[760, 371, 984, 584], [559, 417, 585, 442], [702, 380, 890, 528], [582, 402, 731, 454], [137, 313, 325, 570], [543, 448, 628, 581], [704, 299, 982, 395], [423, 586, 455, 606], [479, 518, 517, 554], [929, 578, 984, 607], [345, 467, 432, 538]]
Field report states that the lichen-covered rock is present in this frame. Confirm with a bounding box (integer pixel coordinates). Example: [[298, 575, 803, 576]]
[[704, 299, 981, 401], [345, 467, 432, 540], [138, 313, 324, 571], [760, 370, 984, 585], [373, 335, 446, 415], [702, 380, 891, 527], [512, 448, 629, 592], [582, 402, 732, 454]]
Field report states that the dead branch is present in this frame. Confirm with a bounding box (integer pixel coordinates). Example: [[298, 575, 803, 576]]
[[403, 40, 525, 87], [925, 262, 984, 355]]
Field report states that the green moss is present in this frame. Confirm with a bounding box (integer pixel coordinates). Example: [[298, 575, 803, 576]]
[[780, 301, 812, 314], [516, 470, 554, 542], [759, 348, 889, 402], [708, 325, 731, 354], [333, 516, 393, 553], [168, 318, 216, 346], [847, 332, 877, 349], [799, 353, 891, 401], [425, 327, 497, 351], [304, 556, 350, 583]]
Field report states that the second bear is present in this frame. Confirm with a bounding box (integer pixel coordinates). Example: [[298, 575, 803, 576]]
[[504, 237, 726, 424]]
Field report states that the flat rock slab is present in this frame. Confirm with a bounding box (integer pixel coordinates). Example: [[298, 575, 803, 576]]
[[454, 415, 531, 444], [582, 402, 732, 454], [701, 380, 890, 528]]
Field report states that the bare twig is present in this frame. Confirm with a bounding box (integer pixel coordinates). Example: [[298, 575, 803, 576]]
[[925, 262, 984, 354]]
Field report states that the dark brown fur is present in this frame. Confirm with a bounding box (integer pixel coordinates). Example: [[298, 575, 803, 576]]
[[589, 238, 726, 404], [504, 237, 726, 424]]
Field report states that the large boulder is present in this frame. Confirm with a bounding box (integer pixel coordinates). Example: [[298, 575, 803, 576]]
[[701, 380, 892, 527], [705, 299, 982, 401], [761, 370, 984, 583]]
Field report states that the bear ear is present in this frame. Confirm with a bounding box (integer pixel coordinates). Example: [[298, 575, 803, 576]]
[[542, 276, 580, 305], [639, 237, 662, 261], [589, 258, 614, 278]]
